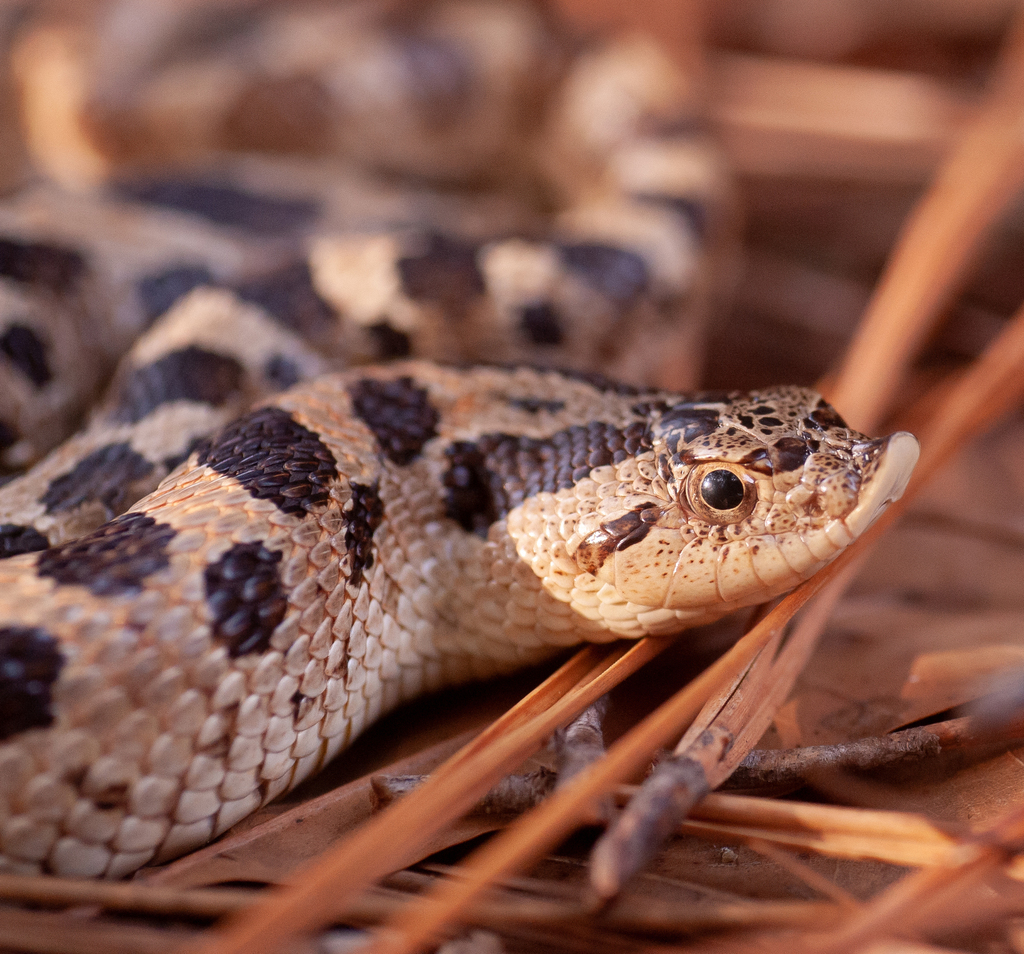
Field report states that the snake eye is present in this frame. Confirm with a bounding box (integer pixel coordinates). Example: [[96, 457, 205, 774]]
[[700, 470, 744, 510], [686, 463, 757, 524]]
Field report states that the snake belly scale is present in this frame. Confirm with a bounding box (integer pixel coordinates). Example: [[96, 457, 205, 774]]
[[0, 360, 918, 878]]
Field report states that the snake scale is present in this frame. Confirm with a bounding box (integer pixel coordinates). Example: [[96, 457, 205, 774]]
[[0, 0, 920, 879]]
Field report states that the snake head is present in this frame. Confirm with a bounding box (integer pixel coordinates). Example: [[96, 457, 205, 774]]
[[565, 388, 918, 632]]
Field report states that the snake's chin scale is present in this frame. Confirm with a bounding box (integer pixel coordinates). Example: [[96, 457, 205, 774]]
[[843, 431, 920, 539]]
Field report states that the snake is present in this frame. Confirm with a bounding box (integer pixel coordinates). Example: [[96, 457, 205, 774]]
[[0, 1, 920, 879], [0, 360, 918, 877]]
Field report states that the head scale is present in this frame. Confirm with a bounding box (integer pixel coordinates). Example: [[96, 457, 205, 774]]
[[560, 387, 918, 634]]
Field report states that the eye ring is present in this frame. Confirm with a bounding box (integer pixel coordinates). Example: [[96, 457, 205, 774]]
[[685, 462, 758, 524]]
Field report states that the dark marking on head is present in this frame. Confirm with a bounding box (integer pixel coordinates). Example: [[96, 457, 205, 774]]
[[233, 260, 334, 340], [397, 232, 484, 314], [750, 406, 775, 415], [367, 322, 412, 359], [443, 421, 649, 536], [264, 353, 301, 390], [808, 402, 848, 431], [658, 404, 720, 443], [0, 626, 63, 740], [772, 437, 814, 473], [345, 481, 384, 588], [0, 238, 86, 293], [197, 406, 338, 516], [0, 523, 49, 558], [348, 376, 439, 466], [508, 397, 565, 414], [137, 265, 216, 327], [36, 512, 174, 596], [634, 193, 708, 241], [519, 302, 563, 346], [204, 542, 287, 657], [0, 324, 51, 387], [737, 414, 754, 429], [111, 346, 245, 424], [574, 504, 659, 575], [114, 180, 321, 235], [559, 243, 648, 302], [42, 442, 155, 516], [759, 417, 783, 427]]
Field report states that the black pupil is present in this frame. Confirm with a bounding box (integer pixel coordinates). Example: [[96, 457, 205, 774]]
[[700, 470, 745, 511]]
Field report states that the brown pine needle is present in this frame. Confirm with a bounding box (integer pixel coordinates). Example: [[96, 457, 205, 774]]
[[357, 545, 873, 954], [182, 637, 672, 954], [828, 5, 1024, 434]]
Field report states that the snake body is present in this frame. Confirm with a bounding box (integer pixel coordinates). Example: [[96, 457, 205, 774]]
[[0, 359, 917, 877], [0, 0, 920, 880]]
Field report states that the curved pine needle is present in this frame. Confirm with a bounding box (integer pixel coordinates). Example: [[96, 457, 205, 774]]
[[182, 638, 672, 954]]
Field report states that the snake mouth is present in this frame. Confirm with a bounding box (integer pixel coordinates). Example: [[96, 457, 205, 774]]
[[843, 431, 920, 538]]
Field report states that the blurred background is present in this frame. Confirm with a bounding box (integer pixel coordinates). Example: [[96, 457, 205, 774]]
[[0, 0, 1018, 398]]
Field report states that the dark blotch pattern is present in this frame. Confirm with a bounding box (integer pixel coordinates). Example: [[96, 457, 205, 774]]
[[345, 481, 384, 588], [348, 376, 439, 466], [0, 626, 63, 741], [37, 512, 174, 596], [772, 437, 815, 473], [114, 180, 321, 235], [0, 324, 51, 386], [0, 523, 49, 557], [508, 397, 566, 414], [264, 353, 301, 390], [808, 402, 849, 431], [559, 243, 648, 302], [112, 346, 245, 424], [658, 404, 720, 443], [444, 421, 649, 535], [197, 406, 337, 516], [575, 505, 658, 575], [204, 542, 287, 657], [634, 193, 708, 240], [42, 442, 155, 516], [0, 420, 16, 450], [397, 233, 484, 313], [0, 238, 86, 292], [367, 322, 412, 359], [137, 265, 215, 327], [519, 302, 563, 346], [233, 260, 334, 339]]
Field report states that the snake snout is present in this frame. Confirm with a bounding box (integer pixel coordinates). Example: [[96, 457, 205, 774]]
[[843, 431, 920, 537]]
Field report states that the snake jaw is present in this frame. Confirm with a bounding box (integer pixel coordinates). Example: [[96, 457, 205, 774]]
[[842, 431, 919, 538]]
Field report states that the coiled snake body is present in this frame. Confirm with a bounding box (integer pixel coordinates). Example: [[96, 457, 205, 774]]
[[0, 0, 919, 880], [0, 360, 917, 878]]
